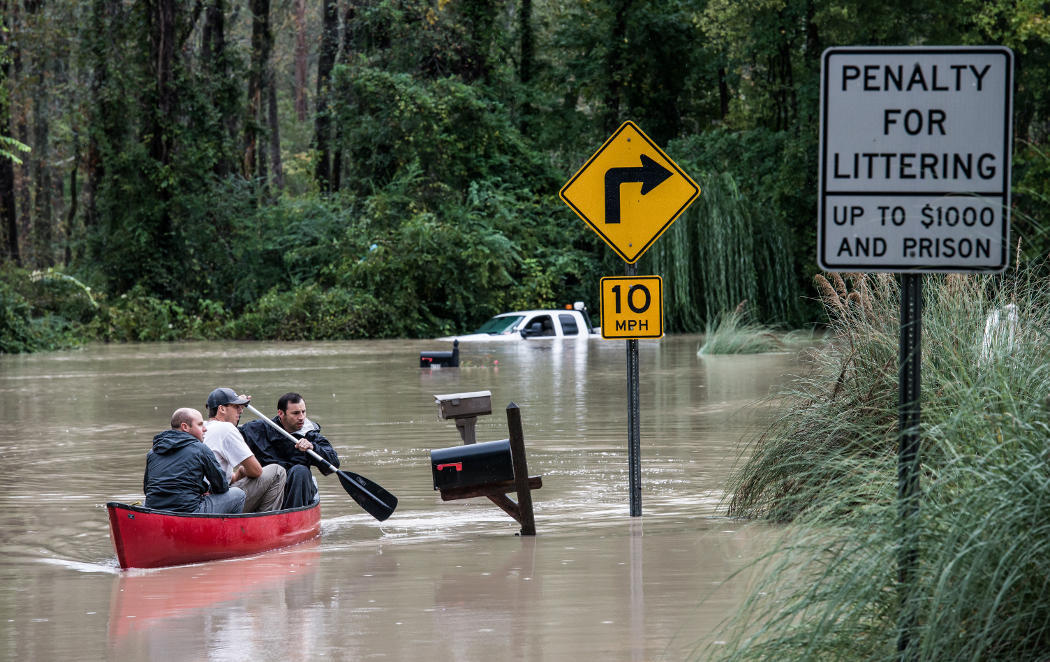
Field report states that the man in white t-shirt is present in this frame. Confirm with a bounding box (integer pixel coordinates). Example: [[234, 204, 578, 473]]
[[204, 388, 286, 512]]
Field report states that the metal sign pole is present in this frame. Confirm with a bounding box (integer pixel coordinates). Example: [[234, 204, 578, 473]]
[[897, 273, 922, 660], [626, 261, 642, 516], [814, 48, 1012, 660]]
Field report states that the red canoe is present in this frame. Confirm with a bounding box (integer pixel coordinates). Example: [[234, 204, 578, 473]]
[[106, 500, 322, 570]]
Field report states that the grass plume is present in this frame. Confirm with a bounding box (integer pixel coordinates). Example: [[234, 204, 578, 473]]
[[707, 266, 1050, 661]]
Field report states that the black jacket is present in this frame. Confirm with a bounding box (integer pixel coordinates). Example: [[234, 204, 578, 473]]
[[143, 429, 230, 512], [240, 417, 340, 475]]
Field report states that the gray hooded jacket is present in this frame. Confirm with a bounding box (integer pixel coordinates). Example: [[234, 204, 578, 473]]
[[143, 428, 230, 512]]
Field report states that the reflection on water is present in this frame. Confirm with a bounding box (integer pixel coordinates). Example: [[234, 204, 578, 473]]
[[0, 336, 802, 660], [108, 541, 321, 659]]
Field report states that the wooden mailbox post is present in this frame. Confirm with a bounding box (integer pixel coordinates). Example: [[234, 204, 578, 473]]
[[431, 391, 540, 535]]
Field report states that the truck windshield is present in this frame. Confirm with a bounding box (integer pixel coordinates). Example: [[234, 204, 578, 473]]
[[475, 315, 524, 334]]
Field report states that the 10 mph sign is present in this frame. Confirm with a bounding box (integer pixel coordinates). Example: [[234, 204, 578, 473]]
[[819, 46, 1013, 273], [600, 276, 663, 339]]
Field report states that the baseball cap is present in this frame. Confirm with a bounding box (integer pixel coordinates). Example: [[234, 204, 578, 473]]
[[207, 387, 249, 409]]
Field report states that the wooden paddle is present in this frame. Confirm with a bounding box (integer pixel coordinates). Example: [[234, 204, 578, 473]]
[[245, 404, 398, 522]]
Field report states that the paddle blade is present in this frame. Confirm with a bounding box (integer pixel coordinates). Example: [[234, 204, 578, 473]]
[[336, 469, 398, 521]]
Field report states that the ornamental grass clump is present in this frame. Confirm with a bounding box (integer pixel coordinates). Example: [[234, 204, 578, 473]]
[[726, 271, 900, 522], [707, 266, 1050, 661], [698, 302, 785, 355]]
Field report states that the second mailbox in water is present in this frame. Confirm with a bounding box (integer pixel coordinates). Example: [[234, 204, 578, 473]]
[[431, 439, 515, 491]]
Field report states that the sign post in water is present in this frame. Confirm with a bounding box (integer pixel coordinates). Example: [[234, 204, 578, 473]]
[[561, 122, 699, 516]]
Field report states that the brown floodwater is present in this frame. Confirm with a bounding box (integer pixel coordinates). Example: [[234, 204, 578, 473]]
[[0, 336, 803, 661]]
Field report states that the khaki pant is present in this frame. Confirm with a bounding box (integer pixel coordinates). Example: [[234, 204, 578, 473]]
[[234, 463, 287, 512]]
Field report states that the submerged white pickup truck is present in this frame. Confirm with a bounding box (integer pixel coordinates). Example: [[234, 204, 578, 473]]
[[439, 303, 600, 341]]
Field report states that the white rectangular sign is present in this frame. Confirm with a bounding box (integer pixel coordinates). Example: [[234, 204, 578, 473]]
[[818, 46, 1013, 272]]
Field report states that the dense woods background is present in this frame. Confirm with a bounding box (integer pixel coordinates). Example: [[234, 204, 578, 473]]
[[2, 0, 1049, 351]]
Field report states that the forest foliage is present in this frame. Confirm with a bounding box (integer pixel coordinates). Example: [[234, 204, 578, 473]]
[[2, 0, 1050, 351]]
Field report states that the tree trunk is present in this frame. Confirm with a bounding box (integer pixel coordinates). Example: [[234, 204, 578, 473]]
[[518, 0, 533, 85], [15, 1, 32, 262], [458, 0, 496, 83], [149, 0, 175, 169], [203, 0, 237, 176], [804, 0, 820, 63], [244, 0, 271, 182], [0, 153, 16, 265], [331, 0, 361, 193], [312, 0, 339, 192], [148, 0, 177, 241], [85, 0, 123, 243], [64, 129, 78, 265], [717, 66, 730, 120], [253, 0, 275, 195], [268, 69, 283, 190], [294, 0, 307, 122], [0, 0, 20, 265], [30, 91, 52, 267]]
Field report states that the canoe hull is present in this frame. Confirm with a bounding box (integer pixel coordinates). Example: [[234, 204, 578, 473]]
[[106, 501, 321, 570]]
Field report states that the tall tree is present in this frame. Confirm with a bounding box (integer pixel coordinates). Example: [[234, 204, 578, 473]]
[[0, 0, 20, 265], [29, 73, 52, 267], [202, 0, 237, 176], [267, 68, 283, 190], [518, 0, 534, 86], [85, 0, 250, 300], [330, 0, 359, 194], [13, 1, 29, 256], [312, 0, 339, 192], [146, 0, 177, 250], [456, 0, 498, 83], [83, 0, 123, 247], [293, 0, 307, 121], [245, 0, 274, 186]]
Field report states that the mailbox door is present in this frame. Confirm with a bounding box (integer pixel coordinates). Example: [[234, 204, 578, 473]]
[[431, 439, 514, 490]]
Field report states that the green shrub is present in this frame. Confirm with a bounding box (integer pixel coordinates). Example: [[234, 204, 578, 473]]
[[89, 286, 194, 342], [0, 268, 86, 353], [0, 280, 42, 353], [25, 268, 99, 323], [226, 284, 395, 340]]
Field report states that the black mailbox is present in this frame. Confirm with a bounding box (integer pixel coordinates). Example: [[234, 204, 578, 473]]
[[431, 439, 514, 491], [420, 340, 459, 368]]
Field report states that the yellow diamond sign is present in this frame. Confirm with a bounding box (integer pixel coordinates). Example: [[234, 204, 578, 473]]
[[560, 121, 700, 264]]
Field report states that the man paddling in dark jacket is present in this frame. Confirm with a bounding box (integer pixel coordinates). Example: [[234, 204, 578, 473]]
[[240, 393, 340, 508], [144, 408, 246, 513]]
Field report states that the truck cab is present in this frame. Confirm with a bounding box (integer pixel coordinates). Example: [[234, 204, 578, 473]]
[[439, 303, 600, 342]]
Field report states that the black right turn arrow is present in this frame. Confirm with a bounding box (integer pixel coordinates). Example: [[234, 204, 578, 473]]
[[603, 154, 673, 224]]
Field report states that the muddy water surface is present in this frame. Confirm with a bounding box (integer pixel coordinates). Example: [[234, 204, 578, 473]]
[[0, 336, 802, 661]]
